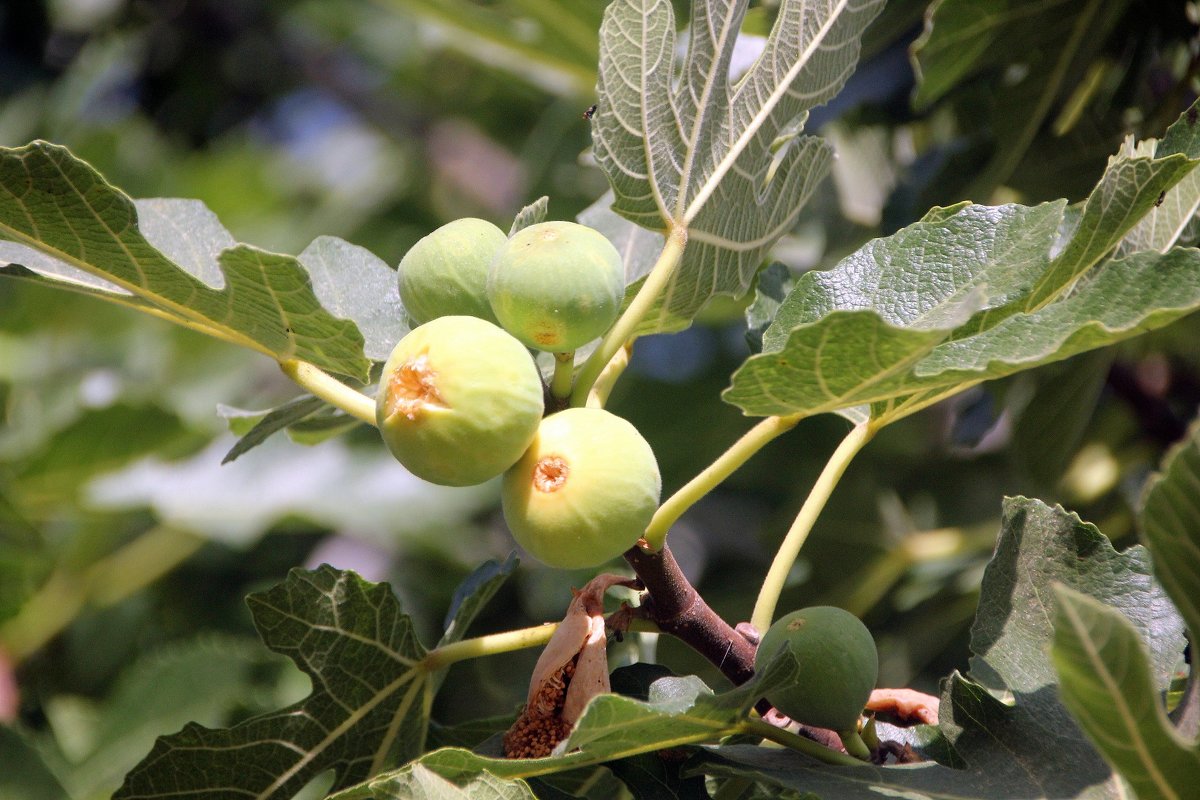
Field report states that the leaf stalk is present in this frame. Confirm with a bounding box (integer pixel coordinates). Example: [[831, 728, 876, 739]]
[[419, 623, 558, 671], [643, 414, 801, 550], [751, 421, 875, 634], [586, 341, 632, 408]]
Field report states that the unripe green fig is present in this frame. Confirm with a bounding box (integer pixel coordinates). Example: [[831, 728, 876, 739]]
[[755, 606, 878, 733], [376, 316, 543, 487], [502, 407, 660, 568], [398, 218, 506, 325], [488, 221, 624, 352]]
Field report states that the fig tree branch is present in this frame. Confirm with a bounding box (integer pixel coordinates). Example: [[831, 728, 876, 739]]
[[623, 542, 758, 686]]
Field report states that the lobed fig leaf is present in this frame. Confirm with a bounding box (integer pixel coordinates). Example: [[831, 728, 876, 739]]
[[488, 221, 624, 352], [376, 316, 543, 486], [755, 606, 878, 733], [502, 407, 660, 568], [398, 218, 507, 325]]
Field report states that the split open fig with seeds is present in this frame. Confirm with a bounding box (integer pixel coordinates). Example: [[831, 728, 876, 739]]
[[503, 573, 635, 759]]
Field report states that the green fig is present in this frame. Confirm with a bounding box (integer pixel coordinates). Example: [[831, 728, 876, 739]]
[[487, 221, 624, 352], [376, 316, 543, 486], [502, 407, 660, 568], [755, 606, 878, 733], [398, 218, 506, 325]]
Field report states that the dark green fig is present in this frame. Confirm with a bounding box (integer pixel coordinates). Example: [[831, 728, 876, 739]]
[[398, 217, 506, 325], [502, 407, 660, 568], [487, 221, 624, 352], [755, 606, 878, 733], [376, 316, 543, 486]]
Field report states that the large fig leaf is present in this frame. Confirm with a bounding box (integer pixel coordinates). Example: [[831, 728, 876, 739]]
[[297, 235, 406, 362], [724, 101, 1200, 419], [115, 567, 430, 799], [723, 202, 1058, 415], [690, 497, 1187, 799], [913, 247, 1200, 389], [593, 0, 885, 332], [967, 499, 1183, 696], [0, 142, 369, 380], [1052, 587, 1200, 800], [1017, 141, 1197, 315]]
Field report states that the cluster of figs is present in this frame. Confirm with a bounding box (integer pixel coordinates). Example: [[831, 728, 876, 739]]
[[377, 217, 660, 569], [380, 217, 880, 739]]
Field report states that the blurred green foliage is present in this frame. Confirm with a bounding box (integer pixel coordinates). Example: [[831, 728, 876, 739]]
[[1, 1, 1198, 797]]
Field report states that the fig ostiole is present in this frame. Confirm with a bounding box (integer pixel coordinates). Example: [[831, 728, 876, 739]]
[[488, 220, 624, 352], [398, 217, 507, 325], [754, 606, 879, 737], [376, 315, 543, 487], [502, 407, 660, 569]]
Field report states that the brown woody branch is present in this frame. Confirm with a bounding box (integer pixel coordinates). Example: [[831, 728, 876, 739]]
[[623, 542, 757, 686], [621, 541, 935, 757]]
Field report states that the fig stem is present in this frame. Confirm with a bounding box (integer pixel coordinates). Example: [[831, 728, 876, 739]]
[[643, 414, 801, 550], [550, 351, 575, 402], [279, 359, 377, 426], [586, 341, 632, 408], [570, 225, 687, 407], [751, 422, 875, 635], [739, 718, 864, 766], [838, 728, 872, 761], [419, 623, 558, 671]]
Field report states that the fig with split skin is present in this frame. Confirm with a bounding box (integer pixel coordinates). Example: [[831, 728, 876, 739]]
[[502, 407, 661, 568], [376, 315, 543, 487], [487, 221, 624, 352], [398, 217, 507, 325], [754, 606, 878, 736]]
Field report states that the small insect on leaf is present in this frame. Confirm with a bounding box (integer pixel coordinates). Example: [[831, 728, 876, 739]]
[[582, 104, 597, 121], [1155, 191, 1166, 207]]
